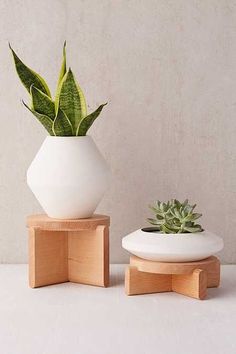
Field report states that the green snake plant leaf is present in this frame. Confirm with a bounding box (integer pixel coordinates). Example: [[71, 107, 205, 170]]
[[56, 41, 67, 93], [30, 85, 55, 120], [9, 44, 51, 97], [22, 101, 54, 135], [56, 68, 87, 129], [52, 108, 73, 136], [76, 103, 107, 136]]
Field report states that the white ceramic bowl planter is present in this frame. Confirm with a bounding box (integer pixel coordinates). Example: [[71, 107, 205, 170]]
[[122, 229, 224, 262], [27, 136, 110, 219]]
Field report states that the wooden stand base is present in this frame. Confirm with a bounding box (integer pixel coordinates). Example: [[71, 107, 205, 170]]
[[125, 256, 220, 299], [27, 214, 110, 288]]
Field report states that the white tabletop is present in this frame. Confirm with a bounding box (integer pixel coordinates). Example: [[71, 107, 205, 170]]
[[0, 264, 235, 354]]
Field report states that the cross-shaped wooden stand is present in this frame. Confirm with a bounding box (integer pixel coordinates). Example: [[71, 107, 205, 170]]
[[27, 214, 109, 288], [125, 255, 220, 299]]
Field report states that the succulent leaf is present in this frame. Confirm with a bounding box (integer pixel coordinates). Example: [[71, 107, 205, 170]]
[[22, 101, 54, 135], [149, 205, 159, 213], [162, 224, 174, 234], [147, 199, 203, 234], [155, 214, 164, 220], [184, 225, 202, 233], [184, 213, 202, 222], [147, 218, 159, 225], [9, 44, 51, 97]]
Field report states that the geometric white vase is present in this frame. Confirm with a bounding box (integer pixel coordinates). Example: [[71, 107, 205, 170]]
[[27, 136, 110, 219], [122, 229, 224, 262]]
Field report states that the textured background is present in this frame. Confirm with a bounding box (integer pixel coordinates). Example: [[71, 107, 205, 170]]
[[0, 0, 236, 263]]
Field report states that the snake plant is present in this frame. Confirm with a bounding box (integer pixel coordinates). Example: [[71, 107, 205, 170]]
[[10, 42, 107, 136], [148, 199, 203, 234]]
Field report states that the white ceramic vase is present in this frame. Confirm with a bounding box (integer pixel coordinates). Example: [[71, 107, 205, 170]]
[[27, 136, 110, 219], [122, 229, 224, 262]]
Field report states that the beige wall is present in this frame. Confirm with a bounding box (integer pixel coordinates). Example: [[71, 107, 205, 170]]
[[0, 0, 236, 263]]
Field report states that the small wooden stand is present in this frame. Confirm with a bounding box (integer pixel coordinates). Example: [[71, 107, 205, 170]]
[[27, 214, 110, 288], [125, 256, 220, 299]]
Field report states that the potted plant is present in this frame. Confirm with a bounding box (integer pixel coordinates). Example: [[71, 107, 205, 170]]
[[10, 42, 110, 219], [122, 199, 223, 262]]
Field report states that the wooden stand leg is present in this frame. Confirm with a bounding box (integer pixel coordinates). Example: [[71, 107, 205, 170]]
[[28, 214, 110, 289], [68, 225, 109, 287], [125, 266, 172, 295], [29, 227, 68, 288], [125, 256, 220, 299], [172, 269, 208, 300], [206, 258, 220, 288]]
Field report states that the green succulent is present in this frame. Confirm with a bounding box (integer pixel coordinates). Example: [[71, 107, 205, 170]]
[[10, 42, 107, 136], [147, 199, 203, 234]]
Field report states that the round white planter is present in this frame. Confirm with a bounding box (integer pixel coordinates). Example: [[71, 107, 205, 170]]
[[122, 229, 224, 262], [27, 136, 110, 219]]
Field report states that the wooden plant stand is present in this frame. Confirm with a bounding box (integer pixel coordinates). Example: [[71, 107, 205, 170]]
[[27, 214, 109, 288], [125, 256, 220, 299]]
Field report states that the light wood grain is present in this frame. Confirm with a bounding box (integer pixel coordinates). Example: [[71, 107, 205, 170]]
[[29, 227, 68, 288], [28, 215, 109, 288], [125, 266, 172, 295], [172, 269, 207, 299], [126, 256, 220, 299], [27, 214, 110, 231], [130, 255, 219, 275], [68, 225, 109, 287], [204, 257, 220, 287]]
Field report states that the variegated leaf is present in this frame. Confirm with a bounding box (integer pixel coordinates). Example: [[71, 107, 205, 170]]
[[22, 101, 54, 135], [77, 103, 107, 136], [52, 108, 73, 136], [56, 68, 87, 130], [30, 85, 55, 120], [56, 41, 67, 93], [10, 44, 51, 97]]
